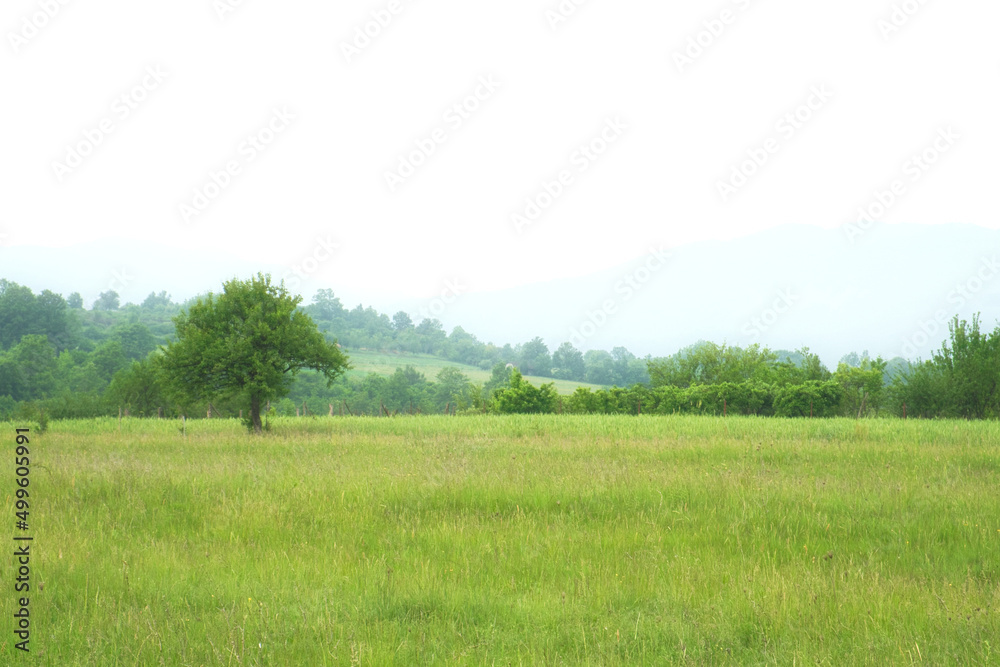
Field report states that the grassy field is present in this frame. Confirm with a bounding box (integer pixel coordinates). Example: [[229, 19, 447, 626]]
[[4, 415, 999, 665], [342, 349, 607, 395]]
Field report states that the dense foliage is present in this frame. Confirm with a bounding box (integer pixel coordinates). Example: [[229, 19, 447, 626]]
[[158, 274, 348, 432], [1, 277, 998, 421], [0, 279, 643, 420]]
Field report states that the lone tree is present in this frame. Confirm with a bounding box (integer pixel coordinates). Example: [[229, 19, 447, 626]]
[[159, 273, 348, 432]]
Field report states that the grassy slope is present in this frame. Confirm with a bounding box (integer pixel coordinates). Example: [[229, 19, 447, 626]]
[[342, 348, 607, 395], [8, 416, 999, 665]]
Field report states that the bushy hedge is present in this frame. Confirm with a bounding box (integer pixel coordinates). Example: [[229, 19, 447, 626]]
[[773, 380, 842, 418], [564, 380, 842, 417]]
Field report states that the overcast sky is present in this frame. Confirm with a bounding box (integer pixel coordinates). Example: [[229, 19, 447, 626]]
[[2, 0, 998, 308]]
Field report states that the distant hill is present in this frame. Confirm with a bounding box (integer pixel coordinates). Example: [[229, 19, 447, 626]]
[[3, 223, 998, 366], [343, 349, 606, 395], [416, 223, 1000, 367]]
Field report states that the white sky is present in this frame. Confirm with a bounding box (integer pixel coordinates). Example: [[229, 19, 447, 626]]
[[2, 0, 998, 302]]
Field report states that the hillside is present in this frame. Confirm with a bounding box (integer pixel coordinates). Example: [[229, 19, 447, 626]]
[[5, 224, 999, 368], [343, 349, 607, 395]]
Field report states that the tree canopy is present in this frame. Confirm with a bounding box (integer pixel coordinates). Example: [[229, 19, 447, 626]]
[[4, 272, 1000, 423], [158, 274, 349, 432]]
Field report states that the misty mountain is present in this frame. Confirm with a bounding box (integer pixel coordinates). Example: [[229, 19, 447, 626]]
[[2, 223, 997, 367], [398, 223, 1000, 367]]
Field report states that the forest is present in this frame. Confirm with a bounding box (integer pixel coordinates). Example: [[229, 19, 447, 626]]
[[1, 277, 998, 422]]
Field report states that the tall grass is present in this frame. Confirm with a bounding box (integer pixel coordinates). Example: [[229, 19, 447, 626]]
[[3, 415, 998, 664]]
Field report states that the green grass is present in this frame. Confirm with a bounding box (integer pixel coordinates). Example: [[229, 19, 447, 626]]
[[4, 415, 999, 664], [342, 348, 607, 395]]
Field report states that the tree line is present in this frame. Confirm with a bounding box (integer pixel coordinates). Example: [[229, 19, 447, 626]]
[[0, 278, 644, 422], [1, 276, 998, 423], [307, 288, 650, 386]]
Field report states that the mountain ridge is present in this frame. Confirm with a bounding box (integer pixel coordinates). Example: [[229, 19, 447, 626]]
[[2, 223, 997, 366]]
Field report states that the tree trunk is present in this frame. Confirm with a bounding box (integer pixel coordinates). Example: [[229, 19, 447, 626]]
[[250, 395, 263, 433]]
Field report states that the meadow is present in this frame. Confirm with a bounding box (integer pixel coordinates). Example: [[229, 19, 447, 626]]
[[342, 349, 606, 395], [3, 415, 998, 665]]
